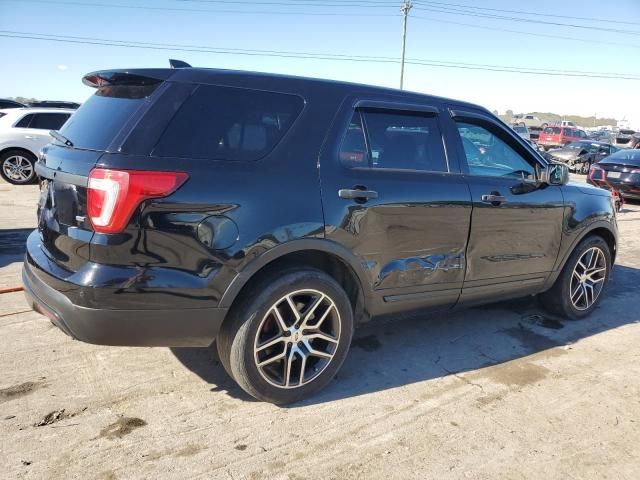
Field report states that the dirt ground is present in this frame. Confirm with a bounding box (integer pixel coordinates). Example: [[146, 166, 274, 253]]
[[1, 178, 639, 480]]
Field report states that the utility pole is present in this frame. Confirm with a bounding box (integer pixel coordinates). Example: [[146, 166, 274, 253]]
[[400, 0, 412, 90]]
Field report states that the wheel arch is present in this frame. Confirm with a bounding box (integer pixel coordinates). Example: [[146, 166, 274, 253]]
[[219, 239, 371, 322], [0, 146, 39, 160], [545, 221, 617, 290]]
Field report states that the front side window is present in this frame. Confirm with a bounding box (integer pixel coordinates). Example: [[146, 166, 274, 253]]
[[339, 109, 447, 172], [456, 122, 535, 180], [154, 85, 304, 161], [29, 113, 70, 130]]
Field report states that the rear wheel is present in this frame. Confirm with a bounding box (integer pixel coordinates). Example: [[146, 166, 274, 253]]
[[540, 236, 611, 319], [0, 150, 37, 185], [217, 268, 354, 404]]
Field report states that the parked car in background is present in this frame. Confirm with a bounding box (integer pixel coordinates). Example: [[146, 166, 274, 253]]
[[27, 101, 80, 109], [538, 126, 588, 150], [0, 108, 74, 184], [588, 149, 640, 199], [588, 130, 611, 142], [22, 65, 617, 404], [544, 141, 618, 174], [559, 121, 578, 128], [512, 114, 548, 129], [0, 99, 26, 109], [611, 129, 640, 149], [512, 124, 531, 143]]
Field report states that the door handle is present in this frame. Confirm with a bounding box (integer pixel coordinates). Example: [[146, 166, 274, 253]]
[[338, 188, 378, 201], [481, 193, 507, 205]]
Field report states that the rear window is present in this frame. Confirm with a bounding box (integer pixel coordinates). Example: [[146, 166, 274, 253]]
[[601, 150, 640, 166], [58, 84, 159, 150], [543, 127, 561, 134], [153, 85, 304, 161]]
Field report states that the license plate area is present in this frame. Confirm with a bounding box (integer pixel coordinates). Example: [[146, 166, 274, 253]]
[[607, 171, 622, 179]]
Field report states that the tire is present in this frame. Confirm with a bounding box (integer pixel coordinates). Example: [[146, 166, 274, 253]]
[[540, 235, 611, 319], [217, 268, 354, 404], [0, 149, 37, 185]]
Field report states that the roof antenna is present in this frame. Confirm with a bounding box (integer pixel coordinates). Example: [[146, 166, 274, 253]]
[[169, 59, 192, 69]]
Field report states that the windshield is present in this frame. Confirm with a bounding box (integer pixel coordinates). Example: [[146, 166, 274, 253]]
[[57, 83, 159, 150], [566, 142, 589, 150]]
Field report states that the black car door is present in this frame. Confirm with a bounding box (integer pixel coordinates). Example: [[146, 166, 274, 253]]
[[319, 97, 472, 316], [444, 108, 565, 304]]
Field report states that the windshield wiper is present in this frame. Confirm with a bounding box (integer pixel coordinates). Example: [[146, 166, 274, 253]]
[[49, 130, 74, 147]]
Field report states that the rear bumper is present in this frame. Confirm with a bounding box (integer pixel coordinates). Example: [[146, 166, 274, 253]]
[[22, 233, 227, 347]]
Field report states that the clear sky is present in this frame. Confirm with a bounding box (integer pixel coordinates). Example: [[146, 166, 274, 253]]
[[1, 0, 639, 127]]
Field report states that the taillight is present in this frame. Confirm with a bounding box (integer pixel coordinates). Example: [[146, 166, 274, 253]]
[[87, 169, 188, 234]]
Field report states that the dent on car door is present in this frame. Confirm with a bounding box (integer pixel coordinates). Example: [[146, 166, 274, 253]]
[[319, 99, 472, 314], [448, 110, 565, 303]]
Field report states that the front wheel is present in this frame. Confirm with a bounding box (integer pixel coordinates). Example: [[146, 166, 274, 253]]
[[0, 149, 37, 185], [540, 236, 611, 319], [217, 268, 354, 404]]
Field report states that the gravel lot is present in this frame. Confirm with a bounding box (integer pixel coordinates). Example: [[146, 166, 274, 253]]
[[1, 178, 639, 479]]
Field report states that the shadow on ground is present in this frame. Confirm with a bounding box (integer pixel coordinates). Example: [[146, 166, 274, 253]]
[[0, 228, 32, 268], [172, 264, 640, 406]]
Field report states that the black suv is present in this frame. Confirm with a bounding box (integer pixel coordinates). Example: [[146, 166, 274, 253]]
[[23, 67, 617, 404]]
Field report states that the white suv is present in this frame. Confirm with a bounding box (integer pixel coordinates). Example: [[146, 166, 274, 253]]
[[0, 108, 73, 184]]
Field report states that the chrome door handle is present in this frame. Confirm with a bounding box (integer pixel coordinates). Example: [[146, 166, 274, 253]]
[[338, 188, 378, 201], [481, 193, 507, 204]]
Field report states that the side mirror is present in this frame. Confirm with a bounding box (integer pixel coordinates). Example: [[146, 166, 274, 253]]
[[541, 163, 569, 186]]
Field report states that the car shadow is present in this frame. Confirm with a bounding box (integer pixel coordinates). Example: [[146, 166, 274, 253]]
[[0, 228, 32, 269], [171, 264, 640, 406]]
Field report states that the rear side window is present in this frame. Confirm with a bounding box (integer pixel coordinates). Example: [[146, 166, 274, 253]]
[[562, 128, 573, 136], [29, 113, 70, 130], [153, 85, 304, 161], [59, 84, 159, 151], [15, 114, 33, 128], [340, 109, 448, 172]]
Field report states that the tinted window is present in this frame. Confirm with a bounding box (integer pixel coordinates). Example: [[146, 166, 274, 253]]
[[544, 127, 561, 134], [154, 85, 303, 161], [456, 122, 535, 180], [29, 113, 70, 130], [357, 110, 447, 172], [15, 114, 33, 128], [562, 128, 574, 136], [59, 84, 159, 150], [339, 112, 367, 166]]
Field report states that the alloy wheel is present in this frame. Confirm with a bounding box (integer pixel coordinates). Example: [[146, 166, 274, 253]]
[[2, 155, 33, 183], [570, 246, 607, 311], [253, 289, 341, 389]]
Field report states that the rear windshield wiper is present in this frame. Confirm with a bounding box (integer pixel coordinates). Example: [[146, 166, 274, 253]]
[[49, 130, 74, 147]]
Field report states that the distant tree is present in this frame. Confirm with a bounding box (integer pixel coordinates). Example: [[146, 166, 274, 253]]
[[9, 96, 39, 105]]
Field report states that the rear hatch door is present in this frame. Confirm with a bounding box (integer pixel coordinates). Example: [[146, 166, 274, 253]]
[[35, 70, 171, 274]]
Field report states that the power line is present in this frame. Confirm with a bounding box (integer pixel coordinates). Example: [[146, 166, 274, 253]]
[[1, 31, 639, 80], [413, 0, 640, 28], [411, 15, 640, 50], [413, 4, 640, 36], [176, 0, 397, 6], [4, 0, 396, 16]]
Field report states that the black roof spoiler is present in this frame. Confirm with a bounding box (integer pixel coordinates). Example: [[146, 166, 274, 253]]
[[82, 69, 176, 88], [169, 59, 192, 69]]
